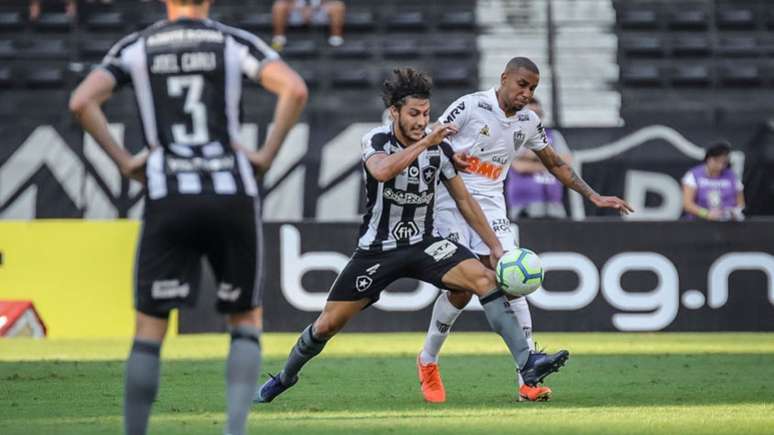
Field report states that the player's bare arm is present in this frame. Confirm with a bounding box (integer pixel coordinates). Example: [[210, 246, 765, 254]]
[[534, 144, 634, 214], [69, 69, 148, 183], [243, 60, 308, 174], [443, 175, 504, 268], [366, 123, 457, 181]]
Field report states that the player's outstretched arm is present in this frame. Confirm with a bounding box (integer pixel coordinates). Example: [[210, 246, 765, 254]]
[[365, 123, 457, 182], [69, 69, 147, 182], [247, 61, 308, 174], [443, 176, 503, 267], [534, 144, 634, 215]]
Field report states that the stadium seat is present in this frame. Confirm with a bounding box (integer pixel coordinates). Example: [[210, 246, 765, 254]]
[[33, 12, 72, 31], [332, 68, 372, 88], [85, 12, 125, 32], [80, 39, 114, 60], [383, 39, 421, 58], [716, 35, 759, 57], [330, 40, 371, 58], [620, 35, 664, 57], [0, 12, 24, 31], [621, 64, 661, 86], [671, 34, 711, 56], [716, 7, 756, 30], [670, 63, 712, 86], [438, 11, 476, 30], [344, 11, 375, 32], [282, 40, 318, 59], [238, 13, 273, 32], [717, 62, 761, 86], [25, 66, 65, 88], [433, 65, 474, 87], [430, 38, 472, 57], [0, 40, 16, 59], [668, 8, 708, 30], [618, 8, 659, 29], [388, 12, 426, 31], [21, 39, 68, 60], [0, 67, 13, 88]]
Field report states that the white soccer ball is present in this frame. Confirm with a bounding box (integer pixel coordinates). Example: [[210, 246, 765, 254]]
[[496, 248, 543, 297]]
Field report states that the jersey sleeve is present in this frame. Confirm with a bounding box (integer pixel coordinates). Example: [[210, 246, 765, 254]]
[[98, 33, 139, 88], [437, 95, 471, 130], [362, 131, 389, 162], [439, 142, 459, 181], [681, 171, 697, 188], [233, 31, 280, 82], [525, 116, 550, 151]]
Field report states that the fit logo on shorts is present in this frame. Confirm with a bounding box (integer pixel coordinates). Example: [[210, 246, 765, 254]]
[[392, 221, 419, 240], [355, 275, 373, 292], [217, 282, 242, 302], [424, 240, 458, 262], [151, 280, 190, 299]]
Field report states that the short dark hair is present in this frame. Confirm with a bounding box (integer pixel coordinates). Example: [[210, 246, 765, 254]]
[[705, 140, 731, 161], [381, 68, 433, 109], [505, 57, 540, 75]]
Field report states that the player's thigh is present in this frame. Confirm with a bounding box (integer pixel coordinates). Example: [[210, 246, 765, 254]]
[[440, 257, 498, 297], [135, 198, 203, 319], [204, 196, 263, 315], [227, 307, 263, 330], [407, 237, 484, 292]]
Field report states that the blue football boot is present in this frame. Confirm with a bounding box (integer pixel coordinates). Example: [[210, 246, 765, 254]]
[[520, 349, 570, 387], [253, 372, 297, 403]]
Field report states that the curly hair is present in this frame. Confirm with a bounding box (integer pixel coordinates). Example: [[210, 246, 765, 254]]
[[381, 68, 433, 109]]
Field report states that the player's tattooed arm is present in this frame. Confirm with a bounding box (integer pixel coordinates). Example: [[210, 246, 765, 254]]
[[534, 145, 597, 199], [534, 145, 634, 214]]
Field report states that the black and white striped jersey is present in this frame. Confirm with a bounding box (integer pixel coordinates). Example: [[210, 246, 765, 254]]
[[100, 18, 279, 199], [357, 124, 458, 252]]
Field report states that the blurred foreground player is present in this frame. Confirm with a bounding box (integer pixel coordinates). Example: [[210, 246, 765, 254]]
[[69, 0, 307, 433], [254, 68, 569, 405]]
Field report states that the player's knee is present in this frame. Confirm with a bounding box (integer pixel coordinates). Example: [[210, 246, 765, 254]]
[[447, 290, 472, 309], [472, 269, 498, 295], [312, 318, 341, 339]]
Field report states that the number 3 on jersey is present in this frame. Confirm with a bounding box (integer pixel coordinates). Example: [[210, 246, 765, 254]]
[[167, 75, 209, 145]]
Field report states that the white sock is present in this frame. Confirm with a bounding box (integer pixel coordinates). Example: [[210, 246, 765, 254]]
[[510, 296, 534, 387], [419, 291, 463, 365]]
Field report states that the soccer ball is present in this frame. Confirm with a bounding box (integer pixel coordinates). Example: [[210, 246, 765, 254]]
[[496, 248, 543, 297]]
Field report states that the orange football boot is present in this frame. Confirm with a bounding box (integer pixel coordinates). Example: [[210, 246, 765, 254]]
[[417, 354, 446, 403], [519, 384, 552, 401]]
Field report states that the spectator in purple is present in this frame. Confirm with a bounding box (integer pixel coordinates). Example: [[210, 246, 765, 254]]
[[271, 0, 346, 51], [682, 141, 745, 221], [505, 98, 572, 219]]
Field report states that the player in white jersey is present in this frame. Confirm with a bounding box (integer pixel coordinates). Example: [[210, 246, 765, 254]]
[[417, 57, 633, 403]]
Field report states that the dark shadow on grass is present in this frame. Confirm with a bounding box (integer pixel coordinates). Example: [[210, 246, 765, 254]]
[[1, 353, 773, 421]]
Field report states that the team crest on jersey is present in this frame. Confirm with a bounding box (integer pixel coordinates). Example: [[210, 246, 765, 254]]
[[478, 101, 492, 111], [513, 129, 526, 148], [355, 275, 373, 292], [421, 166, 437, 184], [518, 113, 530, 121], [479, 125, 491, 137]]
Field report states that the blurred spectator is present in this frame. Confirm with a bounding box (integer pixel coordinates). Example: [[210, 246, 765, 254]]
[[682, 141, 745, 221], [29, 0, 77, 21], [505, 98, 572, 220], [271, 0, 346, 51]]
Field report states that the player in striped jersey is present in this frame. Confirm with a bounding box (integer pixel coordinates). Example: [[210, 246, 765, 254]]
[[255, 68, 568, 404], [68, 1, 307, 434]]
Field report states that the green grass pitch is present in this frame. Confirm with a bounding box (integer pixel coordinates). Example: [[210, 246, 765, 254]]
[[2, 332, 774, 434]]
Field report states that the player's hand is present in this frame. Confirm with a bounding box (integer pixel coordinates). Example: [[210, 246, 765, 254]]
[[246, 148, 274, 176], [452, 152, 472, 173], [590, 194, 634, 215], [488, 245, 505, 270], [426, 123, 458, 147], [121, 151, 148, 184]]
